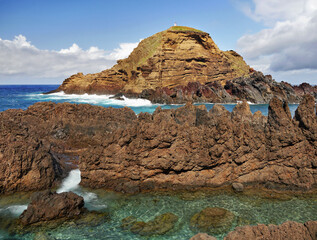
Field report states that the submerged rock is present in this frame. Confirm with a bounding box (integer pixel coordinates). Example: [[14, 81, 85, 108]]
[[190, 207, 235, 235], [224, 220, 317, 240], [19, 190, 85, 225], [121, 212, 178, 236]]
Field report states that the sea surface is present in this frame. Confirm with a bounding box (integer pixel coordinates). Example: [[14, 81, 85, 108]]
[[0, 85, 300, 115], [0, 85, 315, 240]]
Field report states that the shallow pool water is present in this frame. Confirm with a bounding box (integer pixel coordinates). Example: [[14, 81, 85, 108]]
[[0, 188, 316, 240]]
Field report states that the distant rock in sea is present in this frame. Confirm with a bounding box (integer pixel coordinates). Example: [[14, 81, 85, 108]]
[[48, 26, 316, 104]]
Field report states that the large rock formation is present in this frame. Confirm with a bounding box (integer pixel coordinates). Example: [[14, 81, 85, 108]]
[[49, 26, 314, 103], [0, 95, 316, 194], [0, 102, 136, 194], [79, 95, 317, 193]]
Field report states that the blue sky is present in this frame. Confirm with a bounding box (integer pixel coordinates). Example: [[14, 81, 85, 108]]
[[0, 0, 316, 85]]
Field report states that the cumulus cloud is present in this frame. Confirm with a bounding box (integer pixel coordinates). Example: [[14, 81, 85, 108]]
[[237, 0, 317, 84], [0, 35, 139, 83]]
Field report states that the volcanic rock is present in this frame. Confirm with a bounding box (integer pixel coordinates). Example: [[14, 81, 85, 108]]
[[0, 95, 316, 195], [224, 220, 317, 240], [49, 26, 315, 103], [190, 233, 217, 240], [19, 190, 85, 225], [0, 102, 136, 194]]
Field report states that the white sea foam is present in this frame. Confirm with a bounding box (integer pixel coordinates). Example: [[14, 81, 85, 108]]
[[28, 91, 154, 107], [0, 204, 28, 216], [56, 169, 102, 208], [57, 169, 81, 193]]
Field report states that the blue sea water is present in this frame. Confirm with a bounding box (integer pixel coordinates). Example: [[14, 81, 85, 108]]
[[0, 85, 314, 240], [0, 85, 299, 115]]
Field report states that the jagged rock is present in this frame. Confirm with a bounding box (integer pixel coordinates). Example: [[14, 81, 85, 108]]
[[0, 102, 136, 194], [190, 207, 235, 235], [121, 213, 178, 236], [0, 95, 316, 194], [190, 233, 217, 240], [224, 220, 317, 240], [48, 26, 315, 104], [19, 190, 85, 225]]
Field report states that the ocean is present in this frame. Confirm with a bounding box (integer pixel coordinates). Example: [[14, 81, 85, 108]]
[[0, 85, 299, 116], [0, 85, 315, 240]]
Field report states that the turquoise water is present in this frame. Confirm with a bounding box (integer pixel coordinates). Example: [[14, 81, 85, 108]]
[[0, 188, 316, 240], [0, 85, 299, 116]]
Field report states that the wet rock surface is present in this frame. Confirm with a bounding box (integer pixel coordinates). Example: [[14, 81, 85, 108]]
[[121, 213, 178, 236], [0, 95, 316, 194], [19, 190, 85, 225], [224, 220, 317, 240], [190, 207, 235, 235]]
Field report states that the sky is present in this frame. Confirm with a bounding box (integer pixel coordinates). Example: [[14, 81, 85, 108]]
[[0, 0, 316, 85]]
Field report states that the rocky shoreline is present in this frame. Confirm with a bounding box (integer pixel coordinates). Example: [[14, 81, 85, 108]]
[[0, 95, 316, 195]]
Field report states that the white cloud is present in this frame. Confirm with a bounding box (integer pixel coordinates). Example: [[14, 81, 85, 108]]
[[0, 35, 139, 83], [237, 0, 317, 85]]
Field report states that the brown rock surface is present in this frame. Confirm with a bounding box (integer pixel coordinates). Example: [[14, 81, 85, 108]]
[[0, 102, 136, 194], [224, 220, 317, 240], [52, 26, 250, 96], [79, 95, 317, 193], [19, 190, 84, 225], [0, 95, 316, 194]]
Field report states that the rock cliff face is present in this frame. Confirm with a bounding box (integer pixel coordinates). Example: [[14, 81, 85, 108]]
[[49, 26, 316, 104], [0, 95, 316, 194]]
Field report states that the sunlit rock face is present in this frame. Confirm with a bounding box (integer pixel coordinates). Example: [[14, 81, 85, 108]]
[[50, 26, 313, 104]]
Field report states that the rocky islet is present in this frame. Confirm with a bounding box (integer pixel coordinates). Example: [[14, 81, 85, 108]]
[[48, 26, 316, 104]]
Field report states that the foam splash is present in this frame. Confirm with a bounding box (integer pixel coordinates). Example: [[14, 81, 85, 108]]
[[27, 91, 154, 107], [56, 169, 104, 209], [57, 169, 81, 193], [0, 204, 28, 216]]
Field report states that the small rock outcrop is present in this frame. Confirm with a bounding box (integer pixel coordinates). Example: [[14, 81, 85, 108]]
[[48, 26, 315, 104], [19, 190, 85, 225], [224, 220, 317, 240], [121, 213, 178, 236]]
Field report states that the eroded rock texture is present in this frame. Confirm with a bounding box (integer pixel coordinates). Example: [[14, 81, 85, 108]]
[[49, 26, 314, 104], [0, 95, 316, 194], [80, 95, 317, 193]]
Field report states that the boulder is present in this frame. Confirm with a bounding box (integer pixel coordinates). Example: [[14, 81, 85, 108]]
[[19, 190, 85, 225]]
